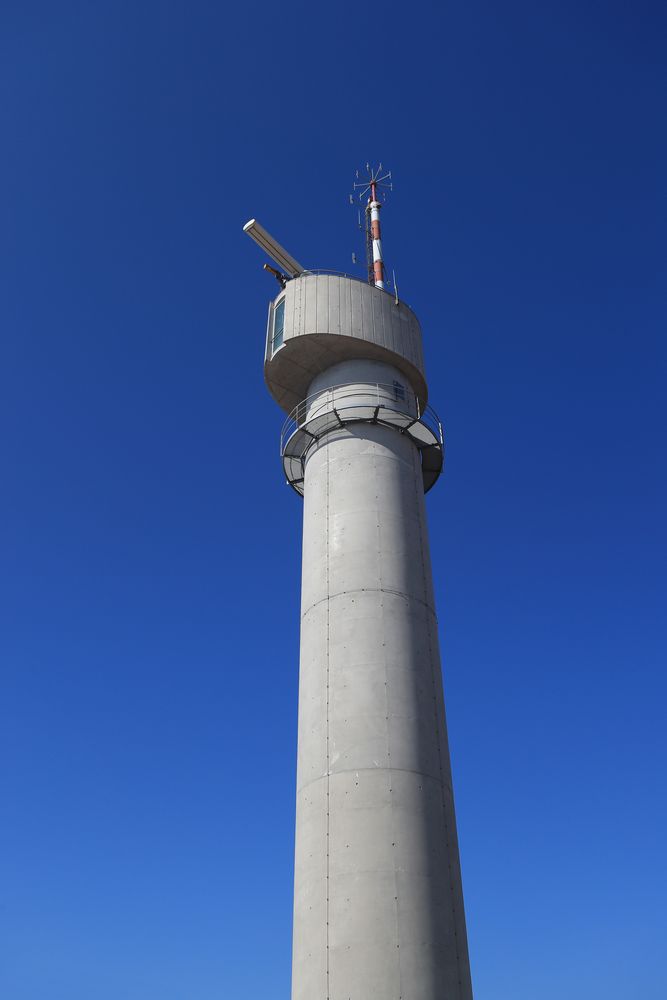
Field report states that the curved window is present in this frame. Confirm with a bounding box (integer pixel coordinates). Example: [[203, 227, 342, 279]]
[[272, 298, 285, 353]]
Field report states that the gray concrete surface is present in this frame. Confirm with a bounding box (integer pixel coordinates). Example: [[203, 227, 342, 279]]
[[264, 274, 427, 413], [289, 359, 473, 1000]]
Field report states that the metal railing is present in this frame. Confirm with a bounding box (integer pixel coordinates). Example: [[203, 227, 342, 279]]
[[280, 382, 443, 455]]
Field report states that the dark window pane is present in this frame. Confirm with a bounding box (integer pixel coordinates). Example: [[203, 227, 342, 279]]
[[273, 299, 285, 351]]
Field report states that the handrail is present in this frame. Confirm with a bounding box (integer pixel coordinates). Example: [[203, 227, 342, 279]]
[[280, 381, 443, 455]]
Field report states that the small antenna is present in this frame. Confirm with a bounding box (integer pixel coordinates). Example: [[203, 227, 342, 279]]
[[353, 163, 392, 290], [264, 263, 288, 289]]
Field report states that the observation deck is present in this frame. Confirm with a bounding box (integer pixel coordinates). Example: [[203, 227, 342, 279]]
[[264, 271, 428, 414], [280, 381, 444, 496]]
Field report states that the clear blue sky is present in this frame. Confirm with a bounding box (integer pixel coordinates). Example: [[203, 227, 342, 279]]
[[1, 2, 665, 998]]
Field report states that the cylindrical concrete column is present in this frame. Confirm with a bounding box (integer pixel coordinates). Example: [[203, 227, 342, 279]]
[[291, 361, 473, 1000]]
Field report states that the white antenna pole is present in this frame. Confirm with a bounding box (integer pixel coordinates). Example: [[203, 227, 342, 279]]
[[353, 165, 392, 290], [369, 190, 385, 289]]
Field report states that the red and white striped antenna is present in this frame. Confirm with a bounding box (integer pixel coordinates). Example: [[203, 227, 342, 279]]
[[353, 163, 392, 290]]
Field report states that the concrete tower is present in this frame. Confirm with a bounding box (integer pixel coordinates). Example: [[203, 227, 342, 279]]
[[245, 172, 473, 1000]]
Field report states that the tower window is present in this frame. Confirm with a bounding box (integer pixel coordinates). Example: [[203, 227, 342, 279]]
[[393, 380, 406, 401], [273, 298, 285, 352]]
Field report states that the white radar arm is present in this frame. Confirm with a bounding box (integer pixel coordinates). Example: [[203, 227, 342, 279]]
[[243, 219, 306, 278]]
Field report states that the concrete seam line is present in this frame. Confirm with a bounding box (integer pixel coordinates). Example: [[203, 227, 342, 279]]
[[325, 428, 331, 1000], [376, 440, 403, 995], [295, 766, 453, 796], [301, 587, 438, 620]]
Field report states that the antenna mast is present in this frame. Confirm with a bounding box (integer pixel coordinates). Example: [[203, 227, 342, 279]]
[[353, 163, 392, 290]]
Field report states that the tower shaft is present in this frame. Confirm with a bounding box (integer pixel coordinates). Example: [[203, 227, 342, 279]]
[[257, 265, 474, 1000], [291, 360, 472, 1000]]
